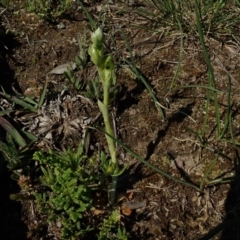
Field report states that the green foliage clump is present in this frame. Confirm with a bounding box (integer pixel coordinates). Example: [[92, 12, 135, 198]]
[[0, 0, 9, 8], [27, 0, 71, 20], [33, 144, 100, 239], [98, 209, 128, 240], [0, 116, 37, 180], [0, 133, 32, 180], [33, 144, 129, 239]]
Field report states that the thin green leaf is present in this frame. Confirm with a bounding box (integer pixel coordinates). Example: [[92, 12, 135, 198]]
[[38, 78, 48, 109], [120, 30, 165, 120], [21, 130, 38, 142], [179, 85, 223, 93], [0, 117, 26, 147], [218, 77, 232, 140], [0, 109, 14, 116], [194, 0, 220, 137], [200, 151, 219, 191], [76, 0, 96, 30], [0, 91, 38, 112], [170, 19, 183, 90]]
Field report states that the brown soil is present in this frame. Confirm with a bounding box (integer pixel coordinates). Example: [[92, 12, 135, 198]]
[[1, 1, 240, 240]]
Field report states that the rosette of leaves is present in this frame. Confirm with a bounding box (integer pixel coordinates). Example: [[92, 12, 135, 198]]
[[33, 144, 102, 239]]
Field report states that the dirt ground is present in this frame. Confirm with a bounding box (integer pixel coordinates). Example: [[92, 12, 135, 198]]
[[1, 1, 240, 240]]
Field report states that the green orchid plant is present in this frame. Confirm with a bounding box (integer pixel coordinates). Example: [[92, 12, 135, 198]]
[[88, 27, 126, 205]]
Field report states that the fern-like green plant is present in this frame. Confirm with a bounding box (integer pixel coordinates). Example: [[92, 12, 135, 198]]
[[33, 144, 103, 239]]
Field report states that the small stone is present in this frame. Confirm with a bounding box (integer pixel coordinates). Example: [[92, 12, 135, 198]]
[[57, 22, 65, 29], [56, 221, 62, 228]]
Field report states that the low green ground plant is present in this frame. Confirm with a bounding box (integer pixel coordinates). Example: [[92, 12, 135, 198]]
[[33, 144, 97, 239], [98, 209, 128, 240], [33, 143, 127, 239], [27, 0, 71, 20]]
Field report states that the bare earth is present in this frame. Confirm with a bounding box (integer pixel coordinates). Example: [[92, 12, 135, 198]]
[[1, 1, 240, 239]]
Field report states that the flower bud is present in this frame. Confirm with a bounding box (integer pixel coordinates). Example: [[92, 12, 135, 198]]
[[88, 44, 103, 67], [91, 27, 104, 49]]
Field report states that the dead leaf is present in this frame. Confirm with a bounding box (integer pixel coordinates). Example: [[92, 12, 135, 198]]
[[126, 191, 134, 200], [121, 205, 132, 216], [48, 62, 76, 75], [92, 208, 105, 215], [123, 201, 147, 210]]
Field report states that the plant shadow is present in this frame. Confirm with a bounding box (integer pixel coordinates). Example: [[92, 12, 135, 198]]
[[199, 155, 240, 240], [0, 167, 28, 240], [220, 165, 240, 240], [0, 23, 28, 239], [0, 25, 21, 93]]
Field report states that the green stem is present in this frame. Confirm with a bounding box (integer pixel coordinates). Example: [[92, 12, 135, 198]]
[[98, 82, 118, 205], [97, 100, 116, 165], [103, 84, 109, 109], [108, 176, 118, 205], [98, 97, 118, 205], [88, 28, 119, 205]]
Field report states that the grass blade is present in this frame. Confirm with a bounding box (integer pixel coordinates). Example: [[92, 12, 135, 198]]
[[0, 117, 26, 147], [0, 91, 38, 112], [219, 77, 232, 139], [0, 109, 14, 116], [120, 30, 165, 120], [179, 85, 223, 93], [194, 0, 220, 137], [170, 19, 183, 90], [38, 78, 48, 109], [199, 151, 219, 191], [93, 126, 200, 191], [76, 0, 96, 30]]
